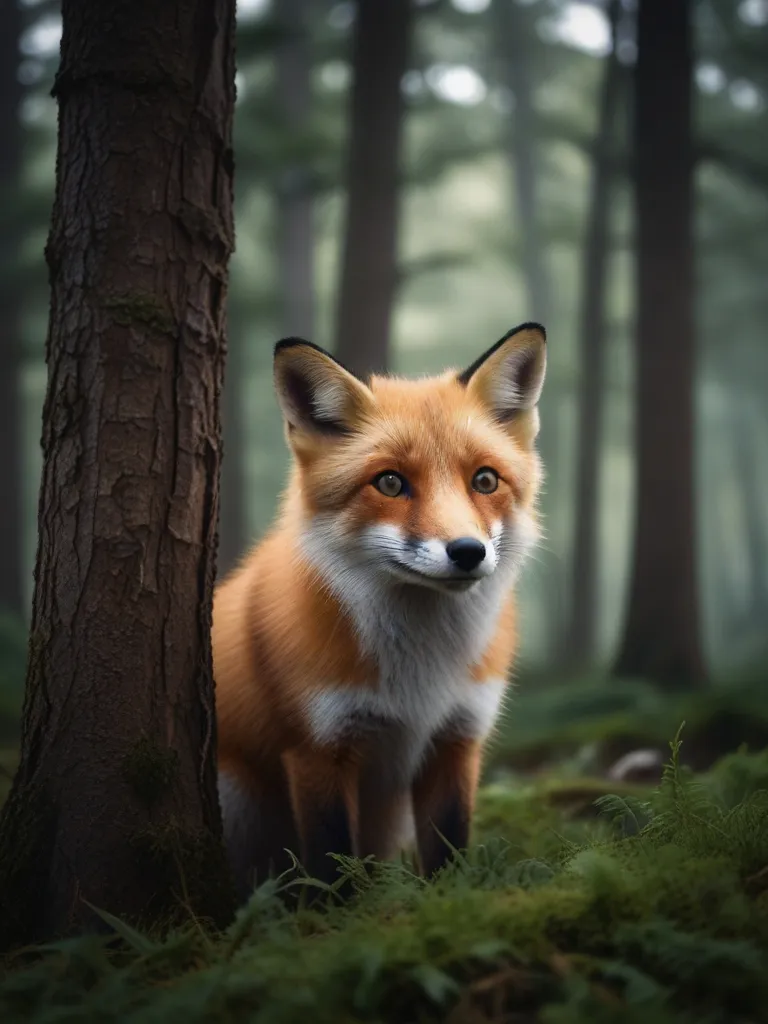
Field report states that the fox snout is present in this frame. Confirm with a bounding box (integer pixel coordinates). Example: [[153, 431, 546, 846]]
[[350, 523, 500, 595], [445, 537, 486, 573]]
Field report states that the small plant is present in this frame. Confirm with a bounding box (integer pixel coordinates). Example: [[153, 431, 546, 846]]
[[1, 740, 767, 1022]]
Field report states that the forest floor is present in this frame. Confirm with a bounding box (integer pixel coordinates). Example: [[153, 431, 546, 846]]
[[1, 670, 768, 1023]]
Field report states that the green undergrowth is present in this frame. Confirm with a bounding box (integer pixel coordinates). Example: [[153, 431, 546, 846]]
[[2, 733, 768, 1023], [487, 668, 768, 775]]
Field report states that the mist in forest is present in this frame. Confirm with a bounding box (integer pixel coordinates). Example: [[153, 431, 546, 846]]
[[1, 0, 768, 999], [1, 0, 766, 699]]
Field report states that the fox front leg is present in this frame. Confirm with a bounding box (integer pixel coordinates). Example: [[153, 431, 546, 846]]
[[283, 747, 358, 895], [411, 737, 482, 877]]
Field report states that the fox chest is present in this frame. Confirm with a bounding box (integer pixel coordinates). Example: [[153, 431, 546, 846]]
[[300, 571, 512, 779], [303, 671, 506, 782]]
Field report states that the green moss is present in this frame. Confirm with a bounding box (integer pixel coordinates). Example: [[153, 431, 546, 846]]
[[104, 292, 175, 334], [2, 744, 767, 1021], [121, 736, 179, 805], [128, 816, 234, 932]]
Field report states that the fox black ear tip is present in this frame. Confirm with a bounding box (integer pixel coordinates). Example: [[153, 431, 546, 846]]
[[272, 339, 365, 382], [509, 321, 546, 343], [274, 336, 313, 358]]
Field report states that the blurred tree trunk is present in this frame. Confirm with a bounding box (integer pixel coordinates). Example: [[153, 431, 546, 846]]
[[566, 0, 622, 666], [613, 0, 706, 688], [0, 0, 24, 618], [275, 0, 315, 339], [494, 0, 565, 657], [0, 0, 237, 949], [494, 0, 549, 324], [733, 399, 768, 629], [335, 0, 411, 376]]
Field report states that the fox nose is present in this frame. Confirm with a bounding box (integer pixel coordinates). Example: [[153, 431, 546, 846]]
[[446, 537, 486, 573]]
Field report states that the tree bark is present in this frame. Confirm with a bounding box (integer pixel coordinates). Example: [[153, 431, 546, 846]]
[[566, 0, 623, 666], [218, 309, 247, 577], [275, 0, 315, 339], [0, 0, 24, 618], [0, 0, 237, 949], [334, 0, 411, 376], [613, 0, 706, 687]]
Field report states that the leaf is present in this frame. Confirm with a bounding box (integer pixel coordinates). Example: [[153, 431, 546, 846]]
[[410, 964, 460, 1005], [352, 946, 386, 1010], [468, 939, 510, 960], [597, 959, 669, 1006], [82, 901, 157, 955], [514, 858, 557, 889], [594, 794, 653, 837]]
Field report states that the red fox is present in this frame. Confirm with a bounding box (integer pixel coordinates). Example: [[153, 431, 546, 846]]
[[213, 322, 547, 899]]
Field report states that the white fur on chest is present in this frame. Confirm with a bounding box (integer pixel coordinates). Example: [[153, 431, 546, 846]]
[[305, 673, 506, 751], [304, 671, 506, 791], [299, 515, 517, 776]]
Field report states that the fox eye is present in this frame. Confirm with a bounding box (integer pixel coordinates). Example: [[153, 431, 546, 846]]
[[472, 467, 499, 494], [373, 471, 407, 498]]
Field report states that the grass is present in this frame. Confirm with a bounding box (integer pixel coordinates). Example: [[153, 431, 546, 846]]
[[1, 731, 768, 1023], [485, 669, 768, 775], [1, 653, 767, 1022]]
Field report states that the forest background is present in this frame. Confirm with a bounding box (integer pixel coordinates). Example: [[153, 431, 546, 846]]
[[2, 0, 767, 745], [1, 1, 768, 1019]]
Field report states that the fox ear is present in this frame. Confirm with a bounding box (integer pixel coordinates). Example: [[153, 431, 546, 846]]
[[273, 338, 373, 435], [458, 323, 546, 432]]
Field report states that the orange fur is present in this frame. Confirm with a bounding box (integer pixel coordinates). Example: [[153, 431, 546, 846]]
[[213, 325, 547, 898], [470, 595, 518, 682]]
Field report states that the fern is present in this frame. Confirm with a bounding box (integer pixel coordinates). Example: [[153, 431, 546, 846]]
[[3, 743, 768, 1024], [594, 793, 654, 839]]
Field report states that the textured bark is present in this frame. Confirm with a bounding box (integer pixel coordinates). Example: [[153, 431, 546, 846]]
[[613, 0, 706, 687], [0, 0, 237, 949], [334, 0, 411, 376], [275, 0, 315, 339], [0, 0, 24, 618], [218, 308, 246, 576], [566, 0, 622, 665]]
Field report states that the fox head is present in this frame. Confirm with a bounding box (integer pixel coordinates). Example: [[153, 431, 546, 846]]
[[273, 323, 546, 596]]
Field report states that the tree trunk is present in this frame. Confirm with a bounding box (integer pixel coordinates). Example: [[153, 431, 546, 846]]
[[732, 397, 768, 629], [334, 0, 411, 376], [0, 0, 237, 949], [566, 0, 622, 666], [0, 0, 24, 619], [493, 0, 550, 324], [275, 0, 315, 339], [493, 0, 566, 658], [218, 308, 247, 577], [613, 0, 706, 687]]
